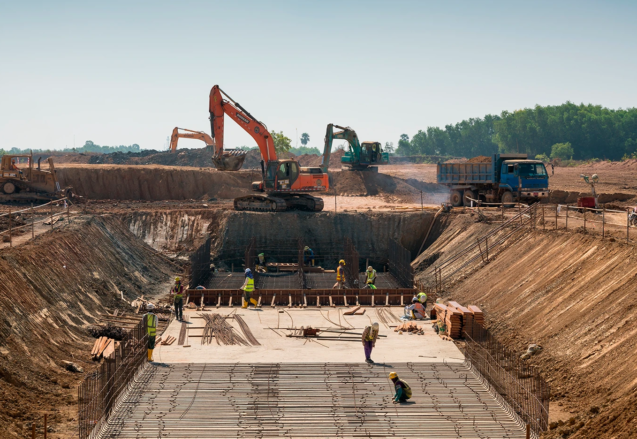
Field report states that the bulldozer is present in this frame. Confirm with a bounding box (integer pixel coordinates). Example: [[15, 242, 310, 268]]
[[0, 154, 73, 202]]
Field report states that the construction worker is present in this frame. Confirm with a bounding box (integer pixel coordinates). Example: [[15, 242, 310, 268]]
[[241, 268, 258, 309], [144, 303, 158, 362], [304, 246, 315, 266], [365, 266, 377, 287], [362, 322, 380, 363], [171, 277, 184, 321], [9, 159, 18, 171], [389, 372, 412, 403], [333, 260, 346, 289], [417, 292, 427, 304], [405, 297, 426, 320]]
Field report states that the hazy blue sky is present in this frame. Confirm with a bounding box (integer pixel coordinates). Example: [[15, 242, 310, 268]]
[[1, 0, 635, 151]]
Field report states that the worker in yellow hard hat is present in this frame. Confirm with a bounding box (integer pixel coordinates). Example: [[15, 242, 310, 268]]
[[389, 372, 412, 403], [171, 277, 184, 321], [144, 303, 157, 361], [332, 259, 346, 289]]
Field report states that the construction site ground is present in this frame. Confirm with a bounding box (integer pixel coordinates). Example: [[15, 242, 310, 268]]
[[3, 156, 637, 438]]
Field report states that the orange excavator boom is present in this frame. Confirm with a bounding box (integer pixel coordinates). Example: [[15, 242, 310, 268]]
[[169, 127, 214, 152], [209, 85, 276, 169]]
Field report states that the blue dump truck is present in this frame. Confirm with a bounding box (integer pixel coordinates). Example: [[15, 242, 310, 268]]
[[437, 153, 550, 207]]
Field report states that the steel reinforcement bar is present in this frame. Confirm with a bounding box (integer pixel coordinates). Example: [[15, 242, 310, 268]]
[[463, 321, 549, 436], [187, 288, 416, 307], [78, 317, 148, 439]]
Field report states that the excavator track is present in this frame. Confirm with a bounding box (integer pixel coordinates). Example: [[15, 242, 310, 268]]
[[233, 194, 324, 212], [234, 195, 287, 212]]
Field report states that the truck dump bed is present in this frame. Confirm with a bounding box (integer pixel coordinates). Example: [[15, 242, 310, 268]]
[[437, 162, 495, 185]]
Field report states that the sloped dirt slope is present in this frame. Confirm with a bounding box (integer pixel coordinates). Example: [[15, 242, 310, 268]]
[[0, 217, 173, 438], [438, 229, 637, 438]]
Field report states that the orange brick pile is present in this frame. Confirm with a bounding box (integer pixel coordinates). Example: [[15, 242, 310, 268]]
[[433, 302, 484, 339]]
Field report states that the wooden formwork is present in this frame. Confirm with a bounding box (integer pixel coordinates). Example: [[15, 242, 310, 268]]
[[187, 288, 416, 307]]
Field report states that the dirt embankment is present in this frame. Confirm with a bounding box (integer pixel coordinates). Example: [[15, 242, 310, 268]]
[[0, 216, 174, 438], [56, 165, 257, 201], [422, 218, 637, 438]]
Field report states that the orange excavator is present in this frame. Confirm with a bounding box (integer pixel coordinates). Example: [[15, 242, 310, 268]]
[[170, 127, 248, 168], [209, 85, 330, 211], [169, 127, 213, 152]]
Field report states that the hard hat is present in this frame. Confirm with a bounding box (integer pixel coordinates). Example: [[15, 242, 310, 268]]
[[372, 322, 379, 330], [304, 246, 309, 251], [146, 303, 155, 310], [412, 297, 418, 303], [389, 372, 398, 380], [245, 268, 252, 274], [339, 259, 345, 265], [175, 277, 181, 282], [367, 266, 373, 271], [258, 253, 264, 257]]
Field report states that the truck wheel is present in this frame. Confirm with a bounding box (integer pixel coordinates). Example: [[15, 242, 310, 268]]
[[450, 190, 463, 207], [501, 191, 514, 208], [3, 182, 15, 194], [463, 190, 476, 206]]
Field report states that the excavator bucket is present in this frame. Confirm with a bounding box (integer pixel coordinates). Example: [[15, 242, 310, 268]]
[[212, 149, 247, 171]]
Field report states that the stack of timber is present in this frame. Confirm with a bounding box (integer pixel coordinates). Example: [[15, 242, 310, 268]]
[[97, 312, 171, 333], [90, 337, 120, 361], [469, 305, 484, 327], [343, 305, 366, 315], [449, 302, 474, 339], [161, 335, 176, 345], [394, 321, 424, 335], [433, 303, 462, 339]]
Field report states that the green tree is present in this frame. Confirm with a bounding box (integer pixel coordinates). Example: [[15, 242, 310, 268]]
[[396, 134, 411, 155], [550, 142, 574, 160], [270, 130, 292, 155], [535, 153, 550, 162], [300, 132, 310, 147]]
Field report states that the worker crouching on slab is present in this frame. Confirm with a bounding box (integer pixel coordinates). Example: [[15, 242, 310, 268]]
[[404, 297, 426, 320], [333, 259, 346, 289], [389, 372, 412, 403], [144, 304, 157, 362], [241, 268, 258, 309], [362, 322, 380, 363], [365, 266, 377, 288], [304, 246, 315, 266], [171, 277, 184, 321]]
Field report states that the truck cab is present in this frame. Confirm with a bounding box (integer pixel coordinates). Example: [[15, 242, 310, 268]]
[[499, 159, 549, 200]]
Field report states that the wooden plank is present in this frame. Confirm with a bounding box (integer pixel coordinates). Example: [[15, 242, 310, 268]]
[[356, 295, 360, 306], [288, 294, 292, 308], [329, 296, 334, 307], [229, 296, 233, 307], [303, 294, 307, 308], [271, 294, 276, 307], [316, 296, 320, 307], [385, 293, 389, 306], [102, 340, 115, 359], [178, 322, 187, 346], [258, 296, 262, 307], [343, 294, 348, 306], [354, 308, 366, 315], [217, 294, 221, 308], [343, 305, 361, 316], [371, 294, 375, 307]]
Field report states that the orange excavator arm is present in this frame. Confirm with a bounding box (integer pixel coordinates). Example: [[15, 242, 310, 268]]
[[170, 128, 214, 152], [209, 85, 277, 165]]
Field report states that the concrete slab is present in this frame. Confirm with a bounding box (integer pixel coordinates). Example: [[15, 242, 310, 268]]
[[154, 307, 464, 364]]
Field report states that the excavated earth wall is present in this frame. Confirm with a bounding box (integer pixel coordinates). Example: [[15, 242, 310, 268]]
[[418, 214, 637, 439], [0, 217, 173, 438]]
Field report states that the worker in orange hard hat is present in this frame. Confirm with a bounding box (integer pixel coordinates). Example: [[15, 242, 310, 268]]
[[332, 259, 346, 289]]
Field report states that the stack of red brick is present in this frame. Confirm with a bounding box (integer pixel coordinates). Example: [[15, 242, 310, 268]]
[[433, 301, 484, 339]]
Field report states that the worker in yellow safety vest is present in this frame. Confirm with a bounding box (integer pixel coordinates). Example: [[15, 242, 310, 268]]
[[144, 303, 158, 361], [333, 260, 346, 289], [241, 268, 258, 309], [171, 277, 184, 321], [365, 266, 377, 287]]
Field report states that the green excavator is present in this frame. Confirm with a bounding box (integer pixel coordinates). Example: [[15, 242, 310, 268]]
[[324, 124, 390, 171]]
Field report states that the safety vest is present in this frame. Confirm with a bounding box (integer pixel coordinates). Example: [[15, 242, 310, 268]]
[[172, 284, 183, 300], [336, 266, 344, 281], [243, 278, 254, 293], [146, 313, 157, 337], [364, 327, 378, 341], [397, 379, 412, 398], [417, 292, 427, 303], [366, 269, 376, 282]]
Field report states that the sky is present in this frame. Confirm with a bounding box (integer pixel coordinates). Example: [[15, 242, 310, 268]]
[[1, 0, 636, 152]]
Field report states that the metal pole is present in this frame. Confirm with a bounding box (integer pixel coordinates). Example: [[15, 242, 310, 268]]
[[602, 206, 605, 238], [50, 202, 53, 231], [31, 203, 34, 239], [501, 202, 504, 222], [628, 210, 630, 244], [67, 200, 70, 224], [8, 207, 12, 248], [420, 190, 423, 211], [518, 203, 522, 226], [583, 208, 586, 231], [485, 236, 489, 261], [542, 204, 545, 230], [555, 204, 558, 230], [565, 204, 568, 230]]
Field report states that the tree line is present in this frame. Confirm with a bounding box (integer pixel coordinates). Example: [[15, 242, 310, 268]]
[[0, 140, 141, 156], [396, 102, 637, 161]]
